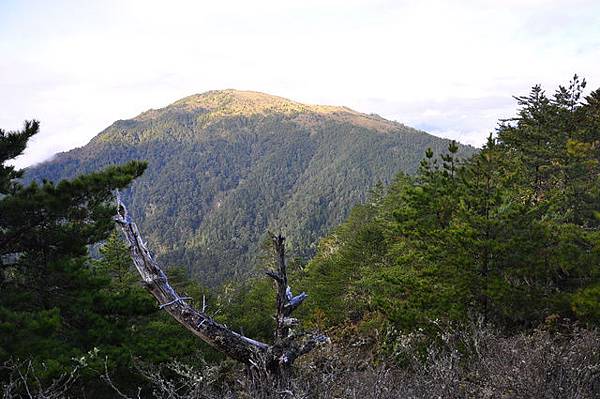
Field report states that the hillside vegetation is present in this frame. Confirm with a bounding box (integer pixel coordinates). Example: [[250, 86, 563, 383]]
[[25, 90, 474, 286], [2, 79, 600, 398], [300, 76, 600, 332]]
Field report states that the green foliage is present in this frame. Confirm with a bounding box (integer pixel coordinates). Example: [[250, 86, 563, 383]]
[[7, 80, 599, 394], [90, 233, 219, 375], [571, 284, 600, 323], [0, 120, 38, 193], [216, 278, 276, 342], [299, 188, 390, 326], [24, 90, 475, 287], [0, 121, 177, 392], [302, 77, 600, 334]]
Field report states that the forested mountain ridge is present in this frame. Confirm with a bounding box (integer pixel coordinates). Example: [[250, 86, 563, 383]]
[[25, 89, 475, 286]]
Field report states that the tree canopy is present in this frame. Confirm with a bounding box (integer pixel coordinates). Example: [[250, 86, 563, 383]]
[[0, 122, 206, 392], [301, 76, 600, 333]]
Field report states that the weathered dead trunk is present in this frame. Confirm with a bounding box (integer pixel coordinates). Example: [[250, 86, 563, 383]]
[[114, 194, 326, 379]]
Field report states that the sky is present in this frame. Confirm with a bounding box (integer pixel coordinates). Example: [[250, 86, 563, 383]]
[[2, 0, 600, 168]]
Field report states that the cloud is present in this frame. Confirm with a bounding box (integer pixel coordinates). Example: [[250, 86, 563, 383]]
[[1, 0, 599, 167], [349, 95, 517, 147]]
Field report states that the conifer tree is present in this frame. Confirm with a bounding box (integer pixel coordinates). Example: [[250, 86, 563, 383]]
[[0, 121, 147, 382], [303, 77, 600, 333]]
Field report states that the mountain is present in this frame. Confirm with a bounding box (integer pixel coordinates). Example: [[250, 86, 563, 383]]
[[25, 89, 476, 286]]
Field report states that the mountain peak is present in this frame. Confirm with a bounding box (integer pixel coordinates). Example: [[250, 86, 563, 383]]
[[133, 89, 406, 133], [169, 89, 353, 117]]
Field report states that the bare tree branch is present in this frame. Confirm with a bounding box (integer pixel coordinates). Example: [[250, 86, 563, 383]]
[[113, 193, 327, 379], [267, 234, 308, 341], [114, 193, 269, 365]]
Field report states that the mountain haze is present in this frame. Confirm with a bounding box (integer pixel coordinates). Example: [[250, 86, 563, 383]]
[[26, 90, 476, 286]]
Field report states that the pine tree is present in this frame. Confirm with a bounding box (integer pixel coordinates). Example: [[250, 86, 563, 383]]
[[0, 121, 147, 383], [0, 120, 38, 194], [303, 78, 600, 333]]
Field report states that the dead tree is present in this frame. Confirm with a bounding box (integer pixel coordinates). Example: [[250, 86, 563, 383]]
[[114, 194, 326, 380]]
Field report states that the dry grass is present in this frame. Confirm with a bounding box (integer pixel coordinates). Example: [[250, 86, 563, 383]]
[[4, 322, 598, 398], [103, 321, 600, 399]]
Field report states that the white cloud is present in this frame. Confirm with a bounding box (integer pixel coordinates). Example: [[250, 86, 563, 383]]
[[1, 0, 599, 168]]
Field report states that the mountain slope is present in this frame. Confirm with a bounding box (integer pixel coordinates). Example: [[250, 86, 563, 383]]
[[26, 90, 476, 286]]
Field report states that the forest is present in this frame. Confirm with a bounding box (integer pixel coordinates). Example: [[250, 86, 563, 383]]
[[1, 77, 600, 398], [24, 89, 475, 287]]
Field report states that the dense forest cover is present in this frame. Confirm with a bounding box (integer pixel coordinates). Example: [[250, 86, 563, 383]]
[[25, 90, 475, 287], [2, 79, 600, 397], [301, 76, 600, 333], [0, 123, 217, 396]]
